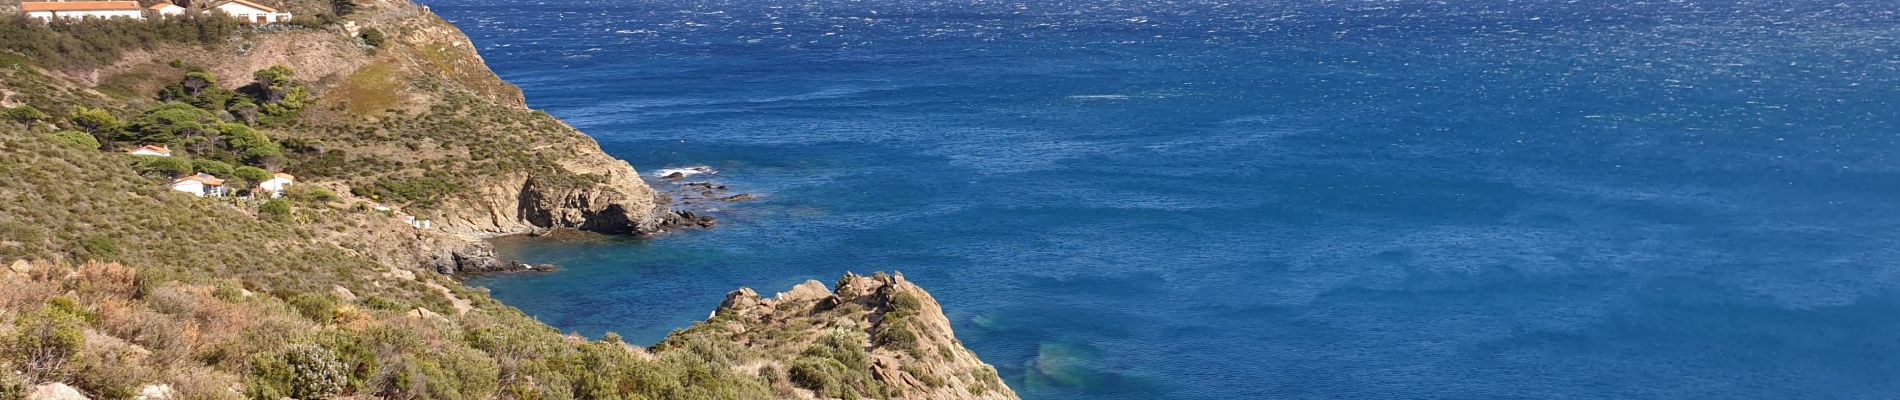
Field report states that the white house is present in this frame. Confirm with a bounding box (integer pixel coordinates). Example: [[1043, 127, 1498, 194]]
[[209, 0, 289, 23], [21, 1, 144, 22], [170, 173, 227, 197], [126, 144, 173, 157], [398, 214, 433, 229], [257, 172, 294, 198], [146, 2, 185, 17]]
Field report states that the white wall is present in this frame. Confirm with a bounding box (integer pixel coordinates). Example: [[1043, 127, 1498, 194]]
[[171, 181, 205, 197], [259, 178, 293, 198], [213, 3, 291, 23], [27, 9, 145, 22]]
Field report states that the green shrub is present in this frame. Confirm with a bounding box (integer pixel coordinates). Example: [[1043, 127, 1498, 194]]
[[372, 347, 499, 400], [213, 284, 246, 302], [902, 364, 944, 388], [132, 155, 191, 177], [365, 176, 460, 208], [49, 131, 100, 149], [245, 344, 347, 400], [246, 66, 312, 124], [192, 159, 236, 177], [260, 198, 292, 220], [873, 316, 920, 349], [312, 188, 337, 201], [81, 236, 120, 259], [125, 102, 213, 144], [359, 296, 405, 311], [7, 297, 89, 382], [218, 123, 283, 164], [286, 293, 334, 322], [4, 105, 47, 124], [786, 330, 887, 399], [234, 166, 272, 185], [890, 291, 924, 312], [359, 28, 386, 49], [788, 357, 851, 398], [69, 106, 120, 135]]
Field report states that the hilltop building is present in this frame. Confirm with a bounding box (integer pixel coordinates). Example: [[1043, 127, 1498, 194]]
[[21, 1, 143, 22], [126, 145, 173, 157], [17, 0, 291, 23], [209, 0, 289, 23], [257, 172, 294, 198], [169, 173, 227, 197], [146, 2, 184, 17]]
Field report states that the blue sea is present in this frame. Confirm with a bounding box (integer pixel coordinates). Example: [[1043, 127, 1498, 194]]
[[422, 0, 1900, 398]]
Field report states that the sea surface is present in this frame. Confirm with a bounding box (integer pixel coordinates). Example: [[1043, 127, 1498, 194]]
[[422, 0, 1900, 398]]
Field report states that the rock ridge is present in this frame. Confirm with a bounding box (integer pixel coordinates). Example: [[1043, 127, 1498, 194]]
[[692, 272, 1020, 400]]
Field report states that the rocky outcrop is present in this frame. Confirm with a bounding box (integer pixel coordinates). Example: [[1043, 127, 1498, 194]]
[[27, 383, 88, 400], [685, 273, 1018, 400]]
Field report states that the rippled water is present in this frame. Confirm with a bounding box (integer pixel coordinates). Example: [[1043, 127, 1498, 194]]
[[424, 1, 1900, 398]]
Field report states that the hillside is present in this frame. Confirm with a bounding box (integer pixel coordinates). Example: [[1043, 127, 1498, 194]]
[[0, 0, 1016, 398]]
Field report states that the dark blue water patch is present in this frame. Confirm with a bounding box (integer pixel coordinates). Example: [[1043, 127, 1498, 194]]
[[433, 0, 1900, 398]]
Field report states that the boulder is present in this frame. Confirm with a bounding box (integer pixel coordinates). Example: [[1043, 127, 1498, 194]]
[[28, 383, 88, 400], [717, 287, 761, 314], [135, 384, 175, 400], [776, 280, 833, 303]]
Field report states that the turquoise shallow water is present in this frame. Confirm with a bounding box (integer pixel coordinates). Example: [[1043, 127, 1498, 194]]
[[428, 1, 1900, 398]]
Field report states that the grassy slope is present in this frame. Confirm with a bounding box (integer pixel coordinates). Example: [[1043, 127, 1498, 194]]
[[0, 116, 784, 399]]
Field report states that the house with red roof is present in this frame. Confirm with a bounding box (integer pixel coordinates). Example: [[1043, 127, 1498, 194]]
[[147, 2, 185, 17], [170, 173, 227, 197], [20, 1, 145, 22], [257, 172, 294, 198], [209, 0, 289, 23], [126, 144, 173, 157]]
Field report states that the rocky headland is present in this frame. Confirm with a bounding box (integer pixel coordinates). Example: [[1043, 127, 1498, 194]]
[[0, 0, 1014, 396]]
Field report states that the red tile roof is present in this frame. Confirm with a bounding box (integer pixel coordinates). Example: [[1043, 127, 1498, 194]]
[[126, 144, 172, 156], [20, 1, 142, 12], [173, 174, 225, 186]]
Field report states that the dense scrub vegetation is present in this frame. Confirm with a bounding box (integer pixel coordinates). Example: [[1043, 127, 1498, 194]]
[[0, 15, 242, 70]]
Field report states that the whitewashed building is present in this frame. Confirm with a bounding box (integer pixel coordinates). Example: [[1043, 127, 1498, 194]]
[[257, 172, 294, 198], [209, 0, 290, 23], [170, 173, 227, 197], [21, 1, 145, 22], [126, 144, 173, 157], [146, 2, 185, 17]]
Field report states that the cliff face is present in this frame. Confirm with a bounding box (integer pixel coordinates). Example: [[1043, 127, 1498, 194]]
[[683, 273, 1019, 400]]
